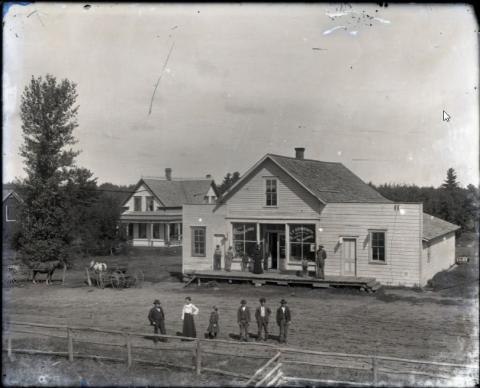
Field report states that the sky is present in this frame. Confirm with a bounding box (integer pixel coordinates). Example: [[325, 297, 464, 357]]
[[3, 3, 479, 187]]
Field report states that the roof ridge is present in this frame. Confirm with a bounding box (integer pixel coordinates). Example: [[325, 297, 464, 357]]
[[267, 153, 344, 165]]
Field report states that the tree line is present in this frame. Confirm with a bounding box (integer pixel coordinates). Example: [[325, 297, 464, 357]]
[[7, 74, 478, 265]]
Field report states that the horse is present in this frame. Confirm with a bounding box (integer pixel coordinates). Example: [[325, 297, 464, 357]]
[[89, 260, 108, 288], [31, 260, 65, 285]]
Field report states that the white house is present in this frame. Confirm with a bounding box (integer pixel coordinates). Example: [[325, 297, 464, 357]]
[[182, 148, 459, 287], [121, 168, 218, 247]]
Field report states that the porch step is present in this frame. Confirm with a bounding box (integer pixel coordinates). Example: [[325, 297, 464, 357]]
[[313, 283, 330, 288]]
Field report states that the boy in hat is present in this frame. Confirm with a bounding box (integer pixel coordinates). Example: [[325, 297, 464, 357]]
[[276, 299, 291, 344], [255, 297, 271, 341], [148, 299, 166, 343], [237, 299, 251, 341]]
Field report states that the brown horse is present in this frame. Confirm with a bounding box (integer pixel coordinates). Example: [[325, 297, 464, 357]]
[[31, 260, 65, 285]]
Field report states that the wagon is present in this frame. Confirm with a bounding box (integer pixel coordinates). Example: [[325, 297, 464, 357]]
[[86, 265, 144, 289]]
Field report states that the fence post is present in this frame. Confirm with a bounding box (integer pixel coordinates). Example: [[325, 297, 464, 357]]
[[126, 334, 132, 368], [67, 327, 74, 362], [372, 356, 378, 386], [7, 335, 12, 361], [196, 339, 202, 376]]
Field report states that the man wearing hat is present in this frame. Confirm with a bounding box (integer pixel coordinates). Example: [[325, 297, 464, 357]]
[[255, 297, 271, 341], [276, 299, 291, 344], [148, 299, 166, 343], [315, 245, 327, 279], [237, 299, 251, 342]]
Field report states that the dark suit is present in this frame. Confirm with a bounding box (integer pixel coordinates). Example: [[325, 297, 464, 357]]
[[237, 306, 251, 341], [255, 305, 271, 340], [148, 306, 166, 342], [276, 306, 291, 343]]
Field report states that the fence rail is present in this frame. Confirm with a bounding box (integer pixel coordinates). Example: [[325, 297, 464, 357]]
[[3, 321, 479, 386]]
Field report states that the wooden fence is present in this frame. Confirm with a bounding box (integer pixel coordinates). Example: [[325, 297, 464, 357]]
[[3, 321, 479, 386]]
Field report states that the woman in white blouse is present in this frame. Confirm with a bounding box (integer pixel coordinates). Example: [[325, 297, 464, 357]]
[[181, 296, 199, 338]]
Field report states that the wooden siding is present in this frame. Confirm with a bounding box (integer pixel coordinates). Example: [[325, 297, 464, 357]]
[[421, 232, 456, 286], [318, 203, 423, 287], [183, 204, 227, 273], [225, 158, 323, 219]]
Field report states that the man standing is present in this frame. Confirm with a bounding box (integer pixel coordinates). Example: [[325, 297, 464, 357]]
[[276, 299, 291, 344], [213, 245, 222, 271], [224, 246, 233, 272], [255, 297, 271, 341], [237, 300, 251, 342], [148, 299, 166, 343], [315, 245, 327, 279], [253, 244, 264, 274]]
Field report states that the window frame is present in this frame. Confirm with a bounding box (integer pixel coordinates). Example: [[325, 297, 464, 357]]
[[5, 205, 16, 222], [232, 223, 257, 262], [191, 226, 206, 257], [288, 224, 316, 263], [265, 178, 278, 207], [146, 196, 155, 212], [133, 196, 142, 212], [369, 230, 387, 264]]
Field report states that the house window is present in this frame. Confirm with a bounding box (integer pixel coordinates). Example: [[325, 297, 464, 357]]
[[134, 196, 142, 211], [138, 223, 147, 239], [232, 223, 257, 260], [5, 205, 17, 222], [370, 231, 386, 262], [289, 224, 315, 262], [265, 179, 277, 207], [192, 227, 206, 257], [146, 197, 154, 211], [153, 224, 160, 239]]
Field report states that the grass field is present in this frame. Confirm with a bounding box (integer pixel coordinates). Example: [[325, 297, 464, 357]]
[[3, 237, 479, 386]]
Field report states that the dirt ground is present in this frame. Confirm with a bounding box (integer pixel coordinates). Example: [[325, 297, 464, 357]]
[[3, 239, 479, 386]]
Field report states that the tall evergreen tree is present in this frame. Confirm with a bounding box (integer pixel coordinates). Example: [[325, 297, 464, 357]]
[[442, 168, 459, 190], [18, 75, 87, 263]]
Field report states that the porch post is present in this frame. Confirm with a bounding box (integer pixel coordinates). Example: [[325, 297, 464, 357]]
[[256, 222, 260, 244], [166, 223, 170, 245], [285, 224, 290, 262], [150, 223, 154, 247]]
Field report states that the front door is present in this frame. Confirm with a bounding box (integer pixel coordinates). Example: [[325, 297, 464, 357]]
[[342, 238, 357, 276], [270, 233, 278, 269]]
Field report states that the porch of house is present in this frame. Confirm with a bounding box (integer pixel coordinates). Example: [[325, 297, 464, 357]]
[[183, 270, 381, 292], [122, 221, 183, 247]]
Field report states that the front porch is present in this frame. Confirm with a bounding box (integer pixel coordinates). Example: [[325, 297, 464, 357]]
[[183, 270, 381, 292], [123, 221, 182, 247]]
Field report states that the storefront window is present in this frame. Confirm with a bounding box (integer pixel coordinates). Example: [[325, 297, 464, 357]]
[[232, 223, 257, 260], [289, 224, 315, 262]]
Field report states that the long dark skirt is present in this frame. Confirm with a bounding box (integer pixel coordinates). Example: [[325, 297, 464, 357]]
[[183, 313, 197, 338]]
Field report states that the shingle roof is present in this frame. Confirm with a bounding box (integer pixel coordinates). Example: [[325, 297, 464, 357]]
[[268, 154, 391, 203], [423, 213, 460, 241], [142, 178, 214, 207]]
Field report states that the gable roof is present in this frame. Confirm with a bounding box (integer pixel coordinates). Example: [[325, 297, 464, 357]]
[[3, 189, 22, 203], [128, 178, 216, 208], [423, 213, 460, 242], [220, 153, 391, 204]]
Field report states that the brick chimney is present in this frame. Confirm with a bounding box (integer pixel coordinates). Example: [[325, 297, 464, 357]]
[[165, 168, 172, 181], [295, 147, 305, 160]]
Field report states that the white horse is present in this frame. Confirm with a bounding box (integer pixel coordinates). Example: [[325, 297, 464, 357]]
[[89, 260, 108, 288]]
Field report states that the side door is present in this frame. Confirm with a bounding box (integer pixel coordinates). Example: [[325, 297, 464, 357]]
[[342, 238, 357, 277]]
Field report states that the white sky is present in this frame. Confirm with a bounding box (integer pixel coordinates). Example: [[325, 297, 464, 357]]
[[3, 3, 479, 187]]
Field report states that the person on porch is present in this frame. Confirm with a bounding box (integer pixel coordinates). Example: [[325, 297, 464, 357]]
[[315, 245, 327, 279], [253, 244, 263, 274], [213, 245, 222, 271], [224, 246, 233, 272]]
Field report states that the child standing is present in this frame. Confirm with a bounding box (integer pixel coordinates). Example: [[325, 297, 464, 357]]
[[207, 306, 219, 339]]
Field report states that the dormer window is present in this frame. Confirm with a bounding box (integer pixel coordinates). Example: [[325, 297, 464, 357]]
[[265, 178, 277, 207], [146, 197, 154, 211], [134, 196, 142, 211]]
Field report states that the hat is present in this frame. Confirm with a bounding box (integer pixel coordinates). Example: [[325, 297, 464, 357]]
[[319, 245, 324, 248], [153, 299, 161, 305], [280, 299, 287, 305], [241, 299, 247, 305], [259, 297, 266, 303]]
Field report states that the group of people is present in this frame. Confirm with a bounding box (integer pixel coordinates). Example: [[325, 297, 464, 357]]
[[147, 297, 292, 343], [213, 244, 328, 279]]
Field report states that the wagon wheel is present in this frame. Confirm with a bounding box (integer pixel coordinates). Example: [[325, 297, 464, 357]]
[[131, 270, 145, 288], [110, 270, 126, 289]]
